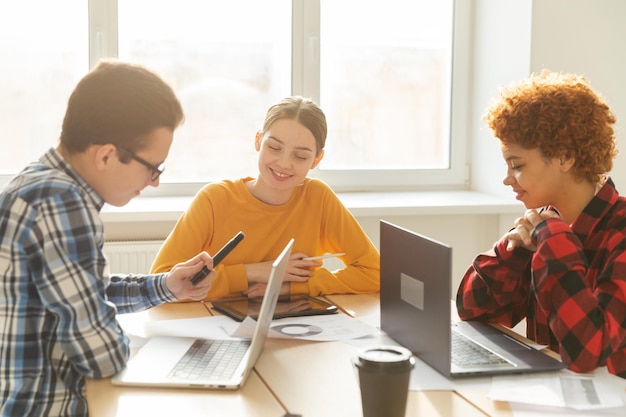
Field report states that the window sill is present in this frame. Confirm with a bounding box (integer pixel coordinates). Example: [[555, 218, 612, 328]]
[[101, 190, 522, 223]]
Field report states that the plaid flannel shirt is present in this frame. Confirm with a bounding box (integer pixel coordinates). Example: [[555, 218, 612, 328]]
[[457, 177, 626, 378], [1, 148, 175, 416]]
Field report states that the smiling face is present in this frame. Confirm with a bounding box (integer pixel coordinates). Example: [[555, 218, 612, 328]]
[[253, 118, 323, 204], [500, 142, 565, 210]]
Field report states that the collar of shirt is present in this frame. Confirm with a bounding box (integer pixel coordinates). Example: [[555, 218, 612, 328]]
[[41, 147, 105, 211]]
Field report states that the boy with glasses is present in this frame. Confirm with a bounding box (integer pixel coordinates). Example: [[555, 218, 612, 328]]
[[0, 60, 215, 416]]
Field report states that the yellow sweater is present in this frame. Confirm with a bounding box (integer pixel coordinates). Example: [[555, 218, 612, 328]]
[[151, 177, 380, 300]]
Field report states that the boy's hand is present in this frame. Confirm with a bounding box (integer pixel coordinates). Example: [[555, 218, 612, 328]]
[[166, 252, 214, 300]]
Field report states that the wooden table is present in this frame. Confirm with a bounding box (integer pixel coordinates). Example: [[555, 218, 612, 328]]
[[86, 302, 285, 417], [88, 294, 621, 417]]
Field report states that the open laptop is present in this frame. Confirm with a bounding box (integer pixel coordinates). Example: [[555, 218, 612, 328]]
[[379, 220, 565, 378], [111, 238, 294, 389]]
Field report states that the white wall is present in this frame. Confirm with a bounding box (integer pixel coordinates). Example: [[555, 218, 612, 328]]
[[470, 0, 626, 195], [530, 0, 626, 188]]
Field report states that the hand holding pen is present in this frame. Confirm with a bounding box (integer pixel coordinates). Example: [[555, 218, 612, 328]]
[[285, 252, 345, 282], [301, 252, 345, 261]]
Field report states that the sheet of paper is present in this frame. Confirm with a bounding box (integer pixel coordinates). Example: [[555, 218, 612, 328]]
[[229, 313, 378, 342], [142, 316, 241, 340], [116, 311, 242, 350], [119, 310, 377, 346], [490, 369, 625, 412]]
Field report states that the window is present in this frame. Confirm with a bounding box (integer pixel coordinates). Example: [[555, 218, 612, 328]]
[[116, 0, 291, 184], [0, 1, 87, 176], [315, 0, 462, 191], [1, 0, 467, 194]]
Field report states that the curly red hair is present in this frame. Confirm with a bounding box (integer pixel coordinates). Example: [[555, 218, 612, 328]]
[[483, 70, 617, 183]]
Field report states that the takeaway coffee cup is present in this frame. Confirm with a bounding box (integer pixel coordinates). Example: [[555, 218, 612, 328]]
[[353, 345, 415, 417]]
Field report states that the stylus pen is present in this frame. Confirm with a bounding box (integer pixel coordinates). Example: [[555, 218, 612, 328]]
[[301, 252, 345, 261], [191, 231, 246, 286]]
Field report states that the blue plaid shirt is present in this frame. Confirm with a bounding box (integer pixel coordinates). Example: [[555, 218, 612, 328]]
[[0, 148, 176, 416]]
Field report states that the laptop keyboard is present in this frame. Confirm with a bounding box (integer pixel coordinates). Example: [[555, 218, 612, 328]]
[[167, 339, 251, 381], [451, 330, 510, 367]]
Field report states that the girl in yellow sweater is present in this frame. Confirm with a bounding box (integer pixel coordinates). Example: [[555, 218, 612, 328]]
[[151, 96, 379, 300]]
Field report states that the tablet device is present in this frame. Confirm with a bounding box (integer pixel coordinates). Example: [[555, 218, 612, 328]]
[[211, 294, 338, 322]]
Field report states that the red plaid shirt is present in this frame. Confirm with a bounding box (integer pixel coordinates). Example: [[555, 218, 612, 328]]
[[457, 178, 626, 378]]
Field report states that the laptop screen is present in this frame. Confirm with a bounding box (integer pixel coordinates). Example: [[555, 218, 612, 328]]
[[379, 220, 453, 376]]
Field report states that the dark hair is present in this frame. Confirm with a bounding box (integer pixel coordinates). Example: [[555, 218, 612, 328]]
[[262, 96, 327, 155], [60, 60, 184, 154], [483, 70, 617, 183]]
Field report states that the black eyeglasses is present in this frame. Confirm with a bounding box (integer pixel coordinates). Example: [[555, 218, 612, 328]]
[[117, 147, 166, 182]]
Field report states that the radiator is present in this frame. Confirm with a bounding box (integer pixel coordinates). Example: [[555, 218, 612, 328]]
[[103, 240, 163, 274]]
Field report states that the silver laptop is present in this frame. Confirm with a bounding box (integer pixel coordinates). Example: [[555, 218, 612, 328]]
[[111, 238, 294, 389], [379, 220, 565, 378]]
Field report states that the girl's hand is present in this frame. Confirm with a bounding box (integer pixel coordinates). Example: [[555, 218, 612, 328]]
[[505, 208, 560, 252], [245, 252, 323, 284]]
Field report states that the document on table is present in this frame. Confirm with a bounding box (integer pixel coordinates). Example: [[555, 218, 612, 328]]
[[116, 311, 245, 346], [230, 313, 378, 342], [144, 315, 242, 340], [119, 312, 378, 343], [489, 368, 625, 412]]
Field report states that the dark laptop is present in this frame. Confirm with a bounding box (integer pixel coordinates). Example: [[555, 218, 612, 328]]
[[379, 220, 566, 378]]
